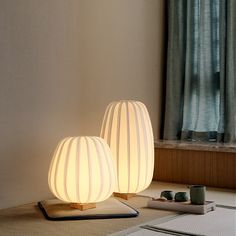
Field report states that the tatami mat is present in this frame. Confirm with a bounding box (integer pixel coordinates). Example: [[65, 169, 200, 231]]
[[0, 195, 175, 236], [148, 207, 236, 236], [1, 182, 235, 236]]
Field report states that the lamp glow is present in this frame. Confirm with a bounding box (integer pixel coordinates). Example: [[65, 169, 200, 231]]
[[48, 136, 116, 210], [100, 100, 154, 197]]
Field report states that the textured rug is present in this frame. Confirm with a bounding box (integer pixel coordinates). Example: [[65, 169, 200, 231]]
[[113, 206, 236, 236], [0, 196, 176, 236], [144, 206, 236, 236]]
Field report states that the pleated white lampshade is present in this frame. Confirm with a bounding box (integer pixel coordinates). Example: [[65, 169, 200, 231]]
[[100, 100, 154, 194], [48, 136, 116, 205]]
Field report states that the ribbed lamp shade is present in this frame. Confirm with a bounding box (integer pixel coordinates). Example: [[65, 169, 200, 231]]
[[48, 136, 116, 205], [100, 100, 154, 194]]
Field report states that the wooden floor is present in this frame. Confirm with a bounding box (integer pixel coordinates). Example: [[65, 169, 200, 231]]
[[153, 147, 236, 189]]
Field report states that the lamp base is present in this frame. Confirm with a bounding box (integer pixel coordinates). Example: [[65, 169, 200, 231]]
[[38, 198, 139, 220], [70, 203, 96, 211], [113, 192, 136, 200]]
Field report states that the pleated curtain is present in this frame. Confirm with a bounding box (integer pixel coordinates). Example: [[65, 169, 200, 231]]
[[164, 0, 236, 143]]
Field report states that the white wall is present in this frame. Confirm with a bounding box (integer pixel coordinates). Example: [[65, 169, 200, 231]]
[[0, 0, 165, 209]]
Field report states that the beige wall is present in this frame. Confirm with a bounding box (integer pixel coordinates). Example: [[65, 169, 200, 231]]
[[0, 0, 165, 209]]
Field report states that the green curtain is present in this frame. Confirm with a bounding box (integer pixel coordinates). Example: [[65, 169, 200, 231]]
[[223, 0, 236, 142], [164, 0, 236, 143]]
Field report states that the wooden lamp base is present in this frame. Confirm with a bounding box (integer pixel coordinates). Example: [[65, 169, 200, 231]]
[[70, 203, 96, 211], [113, 192, 136, 200]]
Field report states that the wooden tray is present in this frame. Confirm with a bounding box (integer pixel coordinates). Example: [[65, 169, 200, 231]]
[[147, 199, 216, 214]]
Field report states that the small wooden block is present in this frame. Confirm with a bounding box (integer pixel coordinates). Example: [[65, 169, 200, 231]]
[[70, 203, 96, 211], [113, 192, 136, 200]]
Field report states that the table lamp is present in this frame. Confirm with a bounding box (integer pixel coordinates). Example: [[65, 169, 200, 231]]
[[48, 136, 116, 210], [100, 100, 154, 199]]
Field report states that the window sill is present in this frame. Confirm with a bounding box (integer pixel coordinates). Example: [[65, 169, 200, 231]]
[[154, 140, 236, 153]]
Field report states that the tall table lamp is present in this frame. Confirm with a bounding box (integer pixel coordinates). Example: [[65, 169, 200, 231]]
[[100, 100, 154, 200]]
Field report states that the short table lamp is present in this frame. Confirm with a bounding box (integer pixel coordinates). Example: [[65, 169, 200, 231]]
[[100, 100, 154, 200], [48, 136, 116, 210]]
